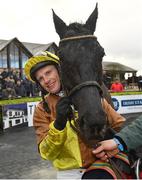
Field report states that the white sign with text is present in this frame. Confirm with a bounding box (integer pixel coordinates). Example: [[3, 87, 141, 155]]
[[111, 95, 142, 114], [26, 95, 142, 127], [27, 102, 39, 127]]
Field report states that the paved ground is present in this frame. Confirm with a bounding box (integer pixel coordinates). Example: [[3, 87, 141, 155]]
[[0, 124, 57, 179], [0, 113, 142, 179]]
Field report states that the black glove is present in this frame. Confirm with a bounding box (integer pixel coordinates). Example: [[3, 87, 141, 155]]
[[54, 97, 73, 130]]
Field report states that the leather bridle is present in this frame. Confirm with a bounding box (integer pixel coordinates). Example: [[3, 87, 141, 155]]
[[59, 35, 105, 143], [60, 34, 97, 43], [67, 81, 103, 97]]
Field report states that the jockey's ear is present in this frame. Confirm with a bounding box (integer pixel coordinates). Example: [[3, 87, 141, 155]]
[[52, 9, 67, 39], [85, 3, 98, 34]]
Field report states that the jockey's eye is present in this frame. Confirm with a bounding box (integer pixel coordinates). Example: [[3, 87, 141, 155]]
[[45, 70, 51, 76], [37, 76, 43, 83]]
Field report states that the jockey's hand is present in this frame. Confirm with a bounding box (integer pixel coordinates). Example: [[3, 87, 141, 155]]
[[54, 97, 72, 130], [92, 139, 119, 161]]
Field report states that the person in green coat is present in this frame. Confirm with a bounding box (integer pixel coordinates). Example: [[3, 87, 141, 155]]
[[92, 115, 142, 161]]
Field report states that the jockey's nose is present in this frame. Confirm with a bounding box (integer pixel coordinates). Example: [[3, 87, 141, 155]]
[[43, 75, 50, 84]]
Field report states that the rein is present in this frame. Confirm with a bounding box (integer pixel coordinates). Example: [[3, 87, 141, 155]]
[[66, 81, 104, 144]]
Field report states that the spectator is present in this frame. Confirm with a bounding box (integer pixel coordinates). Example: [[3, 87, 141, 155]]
[[2, 77, 8, 89], [32, 82, 40, 97], [4, 77, 15, 90], [1, 69, 9, 79], [10, 69, 19, 83], [0, 68, 41, 99], [15, 80, 26, 97], [8, 68, 14, 77], [0, 76, 2, 99], [138, 76, 142, 91], [0, 68, 4, 77], [22, 78, 34, 97], [2, 85, 16, 99], [110, 78, 124, 92]]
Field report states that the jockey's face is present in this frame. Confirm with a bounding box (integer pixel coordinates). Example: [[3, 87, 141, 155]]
[[35, 65, 61, 94]]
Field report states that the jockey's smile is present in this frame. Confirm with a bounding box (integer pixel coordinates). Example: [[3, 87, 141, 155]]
[[35, 65, 61, 94]]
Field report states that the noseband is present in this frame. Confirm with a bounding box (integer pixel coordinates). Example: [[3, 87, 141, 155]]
[[59, 35, 103, 98], [67, 80, 103, 97]]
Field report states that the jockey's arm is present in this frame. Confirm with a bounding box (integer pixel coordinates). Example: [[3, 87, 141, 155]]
[[102, 98, 125, 132]]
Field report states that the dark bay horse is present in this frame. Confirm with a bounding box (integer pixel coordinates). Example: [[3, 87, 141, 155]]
[[52, 4, 141, 178], [52, 4, 114, 145]]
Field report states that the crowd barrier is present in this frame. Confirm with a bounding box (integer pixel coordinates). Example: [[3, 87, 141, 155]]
[[0, 94, 142, 130]]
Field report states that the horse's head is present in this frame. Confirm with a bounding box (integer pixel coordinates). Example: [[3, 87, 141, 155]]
[[52, 3, 107, 145]]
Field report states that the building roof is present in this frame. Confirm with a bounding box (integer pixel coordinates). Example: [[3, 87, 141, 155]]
[[0, 38, 33, 56], [22, 41, 57, 55], [0, 38, 137, 74], [103, 61, 137, 73], [0, 38, 58, 56], [0, 39, 11, 51]]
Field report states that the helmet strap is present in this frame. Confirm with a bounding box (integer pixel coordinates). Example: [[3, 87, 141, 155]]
[[41, 92, 51, 113], [36, 81, 51, 113]]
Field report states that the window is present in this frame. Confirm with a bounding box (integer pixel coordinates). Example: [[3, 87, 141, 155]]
[[10, 43, 19, 68], [0, 48, 7, 68], [21, 52, 28, 68], [21, 52, 29, 78]]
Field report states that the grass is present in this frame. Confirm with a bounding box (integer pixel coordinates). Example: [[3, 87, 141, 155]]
[[0, 97, 42, 105], [0, 92, 142, 127], [110, 91, 142, 96], [0, 91, 142, 105]]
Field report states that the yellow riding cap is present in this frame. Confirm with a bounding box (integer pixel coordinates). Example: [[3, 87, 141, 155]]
[[24, 51, 60, 82]]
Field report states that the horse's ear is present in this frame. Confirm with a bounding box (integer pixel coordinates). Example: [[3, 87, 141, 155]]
[[52, 9, 67, 39], [85, 3, 98, 34]]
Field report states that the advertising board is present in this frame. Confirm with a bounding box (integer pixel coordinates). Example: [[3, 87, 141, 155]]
[[112, 95, 142, 114]]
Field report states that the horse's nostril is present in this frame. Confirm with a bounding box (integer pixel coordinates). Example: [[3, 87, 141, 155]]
[[76, 110, 107, 145], [79, 122, 107, 145]]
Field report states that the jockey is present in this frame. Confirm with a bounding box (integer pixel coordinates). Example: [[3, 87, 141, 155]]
[[24, 51, 131, 179]]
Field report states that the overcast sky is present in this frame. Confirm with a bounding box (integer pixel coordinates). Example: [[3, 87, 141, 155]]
[[0, 0, 142, 75]]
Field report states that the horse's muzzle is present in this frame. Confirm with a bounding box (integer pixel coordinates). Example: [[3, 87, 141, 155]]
[[78, 115, 108, 147]]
